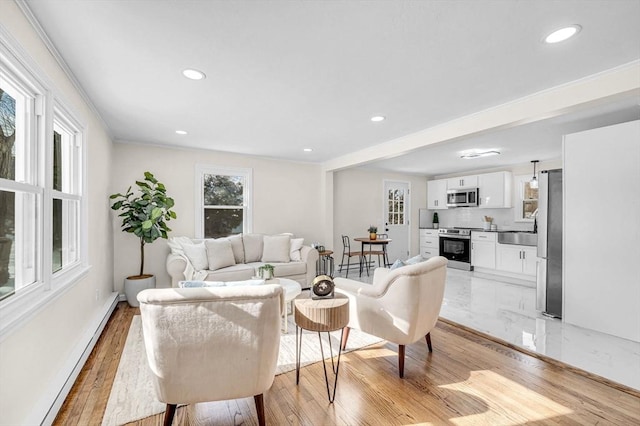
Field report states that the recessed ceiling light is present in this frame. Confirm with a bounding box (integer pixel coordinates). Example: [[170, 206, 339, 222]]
[[370, 116, 385, 122], [182, 69, 206, 80], [544, 25, 581, 44], [303, 148, 313, 152], [175, 130, 187, 135], [460, 150, 500, 159]]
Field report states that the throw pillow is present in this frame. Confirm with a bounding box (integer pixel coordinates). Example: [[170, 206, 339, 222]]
[[290, 238, 304, 261], [167, 236, 194, 255], [390, 259, 405, 270], [224, 279, 265, 286], [182, 242, 208, 271], [227, 234, 245, 264], [262, 235, 291, 263], [178, 280, 225, 288], [405, 254, 426, 265], [205, 239, 236, 271], [243, 234, 264, 263]]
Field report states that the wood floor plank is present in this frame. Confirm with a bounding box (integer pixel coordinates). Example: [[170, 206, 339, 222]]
[[54, 302, 640, 425]]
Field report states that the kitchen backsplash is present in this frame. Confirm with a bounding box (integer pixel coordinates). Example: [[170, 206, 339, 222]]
[[434, 208, 534, 231]]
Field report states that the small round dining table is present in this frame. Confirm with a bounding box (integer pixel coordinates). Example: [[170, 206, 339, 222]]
[[353, 237, 392, 276]]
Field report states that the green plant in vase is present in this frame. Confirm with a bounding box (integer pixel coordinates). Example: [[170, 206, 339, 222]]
[[368, 225, 378, 240], [110, 171, 177, 306], [432, 212, 439, 229]]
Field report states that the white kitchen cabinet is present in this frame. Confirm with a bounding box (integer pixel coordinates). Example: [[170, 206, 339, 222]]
[[496, 243, 536, 276], [419, 229, 439, 259], [427, 179, 448, 209], [471, 231, 496, 269], [447, 175, 478, 189], [522, 247, 537, 276], [479, 171, 512, 208]]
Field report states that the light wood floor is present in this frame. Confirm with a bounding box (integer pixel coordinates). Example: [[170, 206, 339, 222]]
[[54, 302, 640, 425]]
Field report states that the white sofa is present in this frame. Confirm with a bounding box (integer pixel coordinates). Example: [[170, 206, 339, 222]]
[[166, 234, 319, 288]]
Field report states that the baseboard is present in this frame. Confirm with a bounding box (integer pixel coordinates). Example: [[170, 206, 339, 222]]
[[28, 292, 119, 426]]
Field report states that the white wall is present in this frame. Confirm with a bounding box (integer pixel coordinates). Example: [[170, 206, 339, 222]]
[[333, 168, 427, 262], [111, 143, 324, 289], [563, 120, 640, 342], [0, 3, 115, 424], [429, 159, 562, 230]]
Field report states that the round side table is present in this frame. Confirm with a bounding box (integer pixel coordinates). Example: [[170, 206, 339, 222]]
[[294, 294, 349, 403]]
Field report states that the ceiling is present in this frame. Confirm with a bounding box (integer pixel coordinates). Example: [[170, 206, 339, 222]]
[[23, 0, 640, 176]]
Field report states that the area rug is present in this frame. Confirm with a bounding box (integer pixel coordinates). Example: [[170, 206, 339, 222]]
[[102, 315, 382, 426]]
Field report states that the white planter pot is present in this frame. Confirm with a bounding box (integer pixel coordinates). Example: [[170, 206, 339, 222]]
[[124, 274, 156, 307]]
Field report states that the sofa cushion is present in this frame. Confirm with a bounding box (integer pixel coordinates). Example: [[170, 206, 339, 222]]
[[205, 239, 236, 271], [227, 234, 245, 264], [262, 235, 291, 263], [204, 264, 256, 282], [269, 261, 306, 276], [182, 242, 208, 270], [243, 234, 264, 263], [290, 238, 304, 261]]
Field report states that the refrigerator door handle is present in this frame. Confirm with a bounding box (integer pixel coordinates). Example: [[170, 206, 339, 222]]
[[537, 171, 549, 258]]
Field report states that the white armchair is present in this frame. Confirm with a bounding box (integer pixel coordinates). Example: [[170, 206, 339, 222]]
[[137, 284, 284, 426], [335, 256, 447, 378]]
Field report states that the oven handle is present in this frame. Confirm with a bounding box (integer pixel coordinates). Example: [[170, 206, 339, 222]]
[[439, 235, 471, 240]]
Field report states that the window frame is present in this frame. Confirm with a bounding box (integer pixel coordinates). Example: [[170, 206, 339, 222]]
[[195, 164, 253, 238], [513, 174, 538, 223], [0, 29, 89, 339]]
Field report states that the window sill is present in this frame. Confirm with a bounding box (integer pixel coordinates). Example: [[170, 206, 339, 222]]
[[0, 263, 91, 342]]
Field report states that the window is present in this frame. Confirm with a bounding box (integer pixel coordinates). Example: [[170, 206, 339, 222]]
[[387, 188, 406, 225], [52, 113, 81, 273], [0, 70, 39, 301], [0, 35, 86, 328], [514, 174, 538, 222], [196, 166, 252, 238]]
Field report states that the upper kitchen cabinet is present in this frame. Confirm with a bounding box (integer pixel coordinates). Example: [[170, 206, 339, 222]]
[[447, 175, 478, 189], [427, 179, 448, 209], [479, 171, 513, 208]]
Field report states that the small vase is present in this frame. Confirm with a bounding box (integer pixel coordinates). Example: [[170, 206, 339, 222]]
[[433, 223, 439, 229], [370, 233, 377, 240]]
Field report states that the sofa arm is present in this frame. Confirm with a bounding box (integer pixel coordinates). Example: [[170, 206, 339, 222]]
[[300, 246, 319, 289], [335, 267, 391, 298], [166, 253, 188, 288]]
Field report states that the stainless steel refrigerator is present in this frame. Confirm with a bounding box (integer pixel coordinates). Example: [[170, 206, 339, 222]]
[[536, 169, 563, 318]]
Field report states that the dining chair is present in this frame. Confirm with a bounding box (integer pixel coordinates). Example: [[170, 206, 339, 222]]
[[339, 235, 365, 278], [368, 233, 388, 267]]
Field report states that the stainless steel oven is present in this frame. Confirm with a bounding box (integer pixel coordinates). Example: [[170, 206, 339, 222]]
[[438, 228, 473, 271]]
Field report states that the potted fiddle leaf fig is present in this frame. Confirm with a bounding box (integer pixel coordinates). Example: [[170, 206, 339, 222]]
[[110, 171, 177, 306]]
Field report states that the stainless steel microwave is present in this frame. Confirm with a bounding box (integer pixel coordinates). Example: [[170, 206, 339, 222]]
[[446, 188, 478, 207]]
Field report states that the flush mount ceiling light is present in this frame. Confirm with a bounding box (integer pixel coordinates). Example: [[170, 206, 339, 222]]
[[175, 130, 187, 135], [544, 25, 581, 44], [182, 68, 206, 80], [460, 150, 501, 159], [303, 148, 313, 152], [530, 160, 539, 188], [370, 116, 385, 122]]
